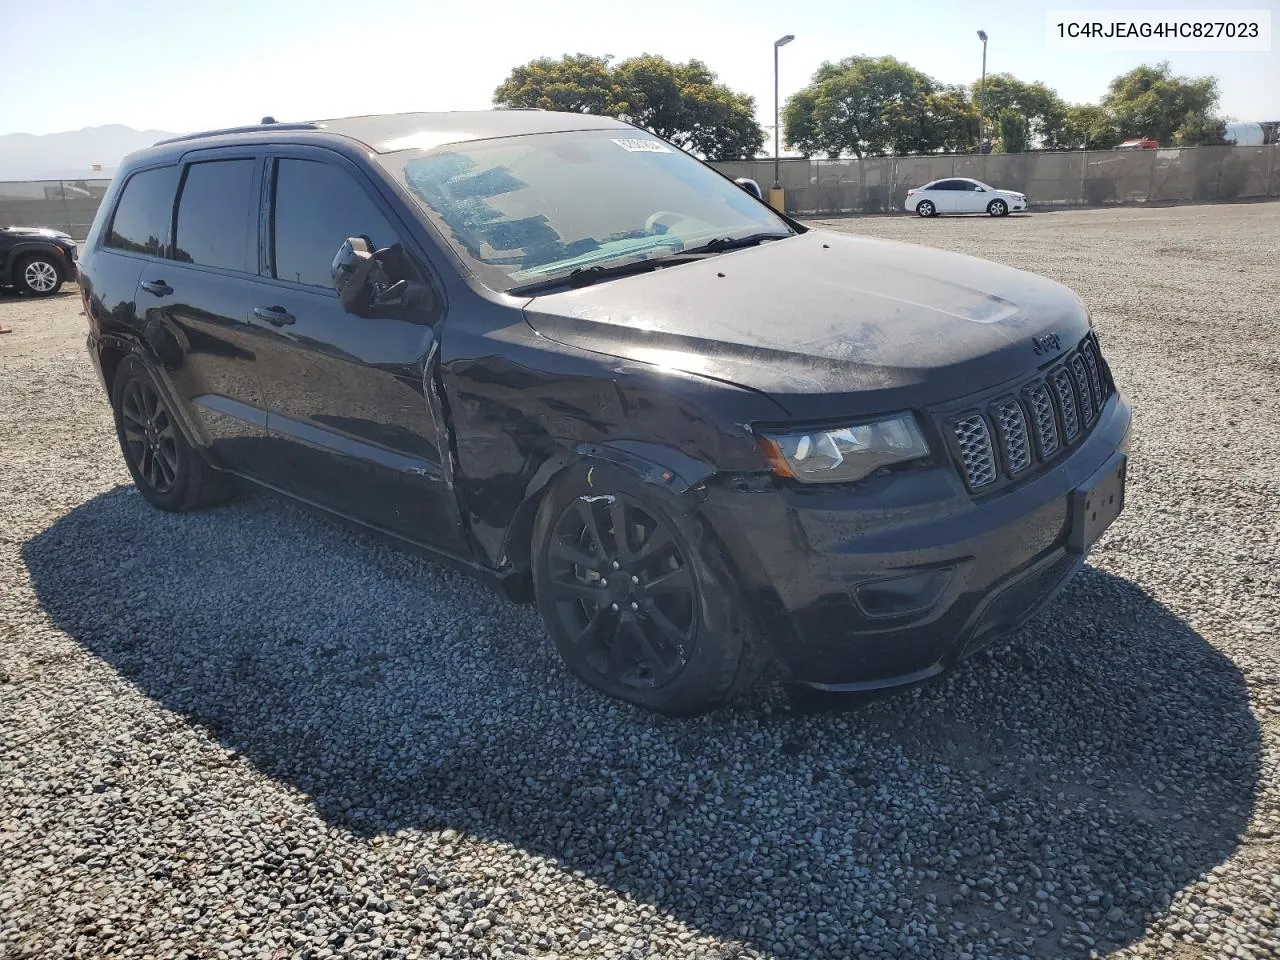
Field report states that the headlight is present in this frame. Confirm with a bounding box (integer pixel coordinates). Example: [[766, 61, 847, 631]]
[[757, 413, 930, 484]]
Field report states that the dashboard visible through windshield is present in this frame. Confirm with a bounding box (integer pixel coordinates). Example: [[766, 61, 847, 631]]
[[381, 129, 792, 292]]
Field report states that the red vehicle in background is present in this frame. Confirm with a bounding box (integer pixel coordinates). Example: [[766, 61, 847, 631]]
[[1114, 139, 1159, 150]]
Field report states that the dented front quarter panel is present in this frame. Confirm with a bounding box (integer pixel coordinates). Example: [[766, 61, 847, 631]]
[[437, 278, 787, 572]]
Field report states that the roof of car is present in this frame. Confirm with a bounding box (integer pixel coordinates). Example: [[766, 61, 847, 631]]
[[153, 110, 632, 154]]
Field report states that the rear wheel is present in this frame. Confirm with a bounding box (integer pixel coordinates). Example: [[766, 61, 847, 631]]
[[110, 355, 229, 511], [531, 464, 763, 714], [916, 199, 936, 217], [15, 253, 62, 296], [987, 199, 1008, 217]]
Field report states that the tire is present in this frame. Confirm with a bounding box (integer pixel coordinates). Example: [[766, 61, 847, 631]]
[[531, 462, 764, 714], [14, 253, 63, 296], [110, 355, 229, 512], [987, 199, 1008, 217], [916, 200, 936, 218]]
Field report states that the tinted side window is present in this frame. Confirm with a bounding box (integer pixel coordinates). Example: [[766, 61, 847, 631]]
[[937, 180, 960, 191], [106, 166, 179, 256], [173, 159, 256, 271], [272, 158, 398, 288], [959, 181, 980, 191]]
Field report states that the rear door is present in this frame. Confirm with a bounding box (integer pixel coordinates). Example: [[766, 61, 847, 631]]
[[247, 150, 465, 553], [931, 180, 962, 212], [133, 150, 269, 470], [82, 164, 180, 364]]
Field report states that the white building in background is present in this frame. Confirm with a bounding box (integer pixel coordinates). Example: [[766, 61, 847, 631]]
[[1223, 122, 1280, 146]]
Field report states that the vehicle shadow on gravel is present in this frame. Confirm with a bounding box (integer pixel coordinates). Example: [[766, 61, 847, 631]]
[[23, 487, 1260, 959]]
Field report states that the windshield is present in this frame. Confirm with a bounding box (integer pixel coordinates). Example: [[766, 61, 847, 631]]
[[380, 129, 792, 292]]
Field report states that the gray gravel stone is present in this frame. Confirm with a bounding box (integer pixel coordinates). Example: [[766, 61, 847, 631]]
[[2, 204, 1278, 960]]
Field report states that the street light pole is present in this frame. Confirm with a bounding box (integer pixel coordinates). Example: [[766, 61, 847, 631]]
[[773, 34, 795, 191], [976, 30, 988, 153]]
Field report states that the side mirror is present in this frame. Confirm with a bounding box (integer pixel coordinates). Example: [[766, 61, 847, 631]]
[[735, 177, 764, 201], [332, 236, 424, 316]]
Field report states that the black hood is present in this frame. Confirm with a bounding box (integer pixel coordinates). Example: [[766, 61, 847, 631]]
[[2, 226, 74, 241], [522, 230, 1092, 419]]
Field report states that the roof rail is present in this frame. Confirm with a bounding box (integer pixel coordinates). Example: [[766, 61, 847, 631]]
[[154, 122, 323, 146]]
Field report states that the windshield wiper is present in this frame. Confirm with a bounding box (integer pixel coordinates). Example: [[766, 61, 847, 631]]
[[508, 253, 699, 296], [682, 232, 793, 255]]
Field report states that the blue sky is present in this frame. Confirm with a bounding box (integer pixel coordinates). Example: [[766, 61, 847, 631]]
[[4, 0, 1276, 136]]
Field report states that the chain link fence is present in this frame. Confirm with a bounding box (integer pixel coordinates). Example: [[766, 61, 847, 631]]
[[2, 148, 1277, 236], [711, 145, 1280, 216]]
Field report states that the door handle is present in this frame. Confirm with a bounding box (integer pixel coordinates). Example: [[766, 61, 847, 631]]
[[253, 305, 295, 326], [140, 279, 173, 297]]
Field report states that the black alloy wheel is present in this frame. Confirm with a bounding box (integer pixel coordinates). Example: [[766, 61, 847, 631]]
[[119, 376, 180, 495], [532, 464, 765, 713], [544, 492, 697, 691], [110, 355, 229, 512]]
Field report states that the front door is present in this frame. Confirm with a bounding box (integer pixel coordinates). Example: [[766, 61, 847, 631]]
[[248, 152, 465, 554], [954, 181, 986, 214]]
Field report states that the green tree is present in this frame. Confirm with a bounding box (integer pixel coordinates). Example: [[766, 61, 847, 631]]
[[1062, 104, 1122, 150], [1173, 113, 1228, 146], [1101, 62, 1221, 146], [782, 56, 969, 158], [971, 73, 1069, 147], [492, 54, 622, 115], [493, 53, 764, 160], [612, 56, 764, 159], [996, 110, 1030, 153]]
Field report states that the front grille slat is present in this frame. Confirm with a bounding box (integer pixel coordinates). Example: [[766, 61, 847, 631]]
[[1027, 383, 1059, 457], [952, 414, 997, 488], [948, 334, 1111, 492], [993, 399, 1031, 474], [1050, 367, 1079, 441], [1081, 340, 1105, 407], [1070, 355, 1095, 425]]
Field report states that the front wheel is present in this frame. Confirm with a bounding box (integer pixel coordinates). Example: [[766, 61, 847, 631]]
[[15, 253, 62, 296], [110, 355, 230, 512], [987, 199, 1009, 217], [531, 464, 763, 714], [916, 200, 936, 217]]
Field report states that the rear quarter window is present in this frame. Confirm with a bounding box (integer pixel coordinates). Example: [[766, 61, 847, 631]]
[[105, 166, 180, 257]]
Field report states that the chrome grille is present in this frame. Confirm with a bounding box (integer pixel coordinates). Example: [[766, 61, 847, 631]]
[[946, 335, 1113, 493], [1070, 355, 1094, 424], [952, 415, 997, 488], [1051, 368, 1079, 441], [993, 399, 1032, 473], [1027, 383, 1059, 457]]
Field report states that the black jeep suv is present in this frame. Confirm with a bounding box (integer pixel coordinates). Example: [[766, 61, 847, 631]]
[[79, 112, 1130, 714], [1, 225, 79, 295]]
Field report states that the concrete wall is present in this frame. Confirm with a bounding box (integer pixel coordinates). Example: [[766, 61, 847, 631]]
[[3, 147, 1277, 237], [0, 180, 112, 239], [712, 145, 1280, 216]]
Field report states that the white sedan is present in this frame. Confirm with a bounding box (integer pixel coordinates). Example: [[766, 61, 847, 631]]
[[904, 178, 1027, 217]]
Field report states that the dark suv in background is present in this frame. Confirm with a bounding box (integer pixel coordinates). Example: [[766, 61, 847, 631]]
[[1, 225, 79, 295], [79, 111, 1130, 714]]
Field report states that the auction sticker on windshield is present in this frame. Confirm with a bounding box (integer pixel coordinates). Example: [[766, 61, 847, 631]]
[[611, 138, 672, 153]]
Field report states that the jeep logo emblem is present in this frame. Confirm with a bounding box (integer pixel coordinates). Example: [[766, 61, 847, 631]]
[[1032, 333, 1062, 355]]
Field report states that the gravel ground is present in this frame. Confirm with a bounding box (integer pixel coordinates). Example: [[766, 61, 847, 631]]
[[2, 203, 1278, 960]]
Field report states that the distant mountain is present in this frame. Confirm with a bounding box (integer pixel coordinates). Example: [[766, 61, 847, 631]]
[[0, 125, 180, 181]]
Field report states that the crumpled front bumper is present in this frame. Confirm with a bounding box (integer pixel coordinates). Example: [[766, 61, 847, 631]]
[[701, 392, 1131, 690]]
